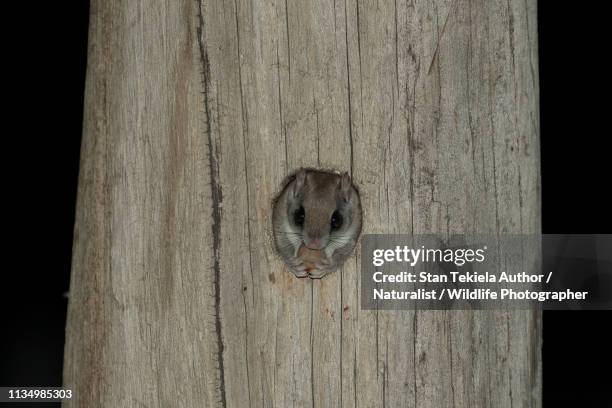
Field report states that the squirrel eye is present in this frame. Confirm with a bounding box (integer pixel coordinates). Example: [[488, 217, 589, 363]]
[[330, 210, 343, 230], [293, 206, 305, 227]]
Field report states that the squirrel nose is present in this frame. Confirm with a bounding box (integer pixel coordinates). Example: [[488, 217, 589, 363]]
[[306, 238, 325, 250]]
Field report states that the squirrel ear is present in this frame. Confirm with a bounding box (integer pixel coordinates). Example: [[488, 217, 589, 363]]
[[292, 168, 307, 198], [339, 172, 352, 202]]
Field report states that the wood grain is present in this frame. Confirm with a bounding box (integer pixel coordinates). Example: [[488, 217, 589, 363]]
[[64, 0, 541, 406]]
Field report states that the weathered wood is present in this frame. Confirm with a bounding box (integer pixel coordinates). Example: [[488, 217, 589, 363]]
[[64, 0, 541, 406]]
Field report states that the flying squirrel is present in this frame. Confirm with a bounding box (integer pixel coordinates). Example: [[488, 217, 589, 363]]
[[272, 168, 362, 279]]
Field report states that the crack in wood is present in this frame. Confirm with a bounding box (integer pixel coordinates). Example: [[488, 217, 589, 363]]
[[196, 1, 226, 405]]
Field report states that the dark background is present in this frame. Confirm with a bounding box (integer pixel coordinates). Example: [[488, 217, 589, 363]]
[[2, 1, 610, 406]]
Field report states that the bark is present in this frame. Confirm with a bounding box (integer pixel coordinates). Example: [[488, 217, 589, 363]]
[[64, 0, 541, 406]]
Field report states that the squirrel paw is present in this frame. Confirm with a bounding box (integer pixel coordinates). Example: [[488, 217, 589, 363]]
[[306, 260, 333, 279], [288, 257, 310, 278]]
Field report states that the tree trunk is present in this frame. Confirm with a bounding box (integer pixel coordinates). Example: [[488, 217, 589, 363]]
[[64, 0, 541, 406]]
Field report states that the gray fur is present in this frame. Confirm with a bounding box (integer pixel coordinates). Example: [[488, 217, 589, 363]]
[[272, 169, 362, 278]]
